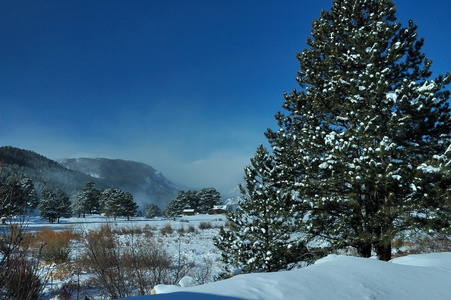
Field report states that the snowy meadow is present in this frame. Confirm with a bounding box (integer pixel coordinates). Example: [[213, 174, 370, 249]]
[[12, 214, 451, 299], [18, 214, 226, 299]]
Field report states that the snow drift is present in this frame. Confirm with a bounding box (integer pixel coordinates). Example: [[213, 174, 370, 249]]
[[123, 252, 451, 300]]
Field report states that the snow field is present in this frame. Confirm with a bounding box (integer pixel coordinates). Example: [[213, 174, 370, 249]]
[[23, 214, 226, 299], [143, 253, 451, 300]]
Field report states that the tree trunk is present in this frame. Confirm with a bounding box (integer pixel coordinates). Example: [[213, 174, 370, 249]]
[[376, 243, 391, 261], [358, 244, 372, 258]]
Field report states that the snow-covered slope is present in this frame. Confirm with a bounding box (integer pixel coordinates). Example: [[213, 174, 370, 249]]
[[125, 252, 451, 300], [59, 157, 180, 208]]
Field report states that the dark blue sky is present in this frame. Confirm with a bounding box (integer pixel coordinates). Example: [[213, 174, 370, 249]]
[[1, 1, 450, 195]]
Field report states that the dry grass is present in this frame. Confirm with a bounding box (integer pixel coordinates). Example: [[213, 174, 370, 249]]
[[160, 223, 173, 235], [393, 235, 451, 257], [198, 221, 213, 230], [31, 227, 77, 263]]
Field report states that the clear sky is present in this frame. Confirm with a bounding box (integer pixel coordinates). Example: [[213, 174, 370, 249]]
[[1, 1, 450, 196]]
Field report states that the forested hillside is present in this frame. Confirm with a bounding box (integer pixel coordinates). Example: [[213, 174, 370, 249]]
[[0, 146, 103, 194], [0, 146, 180, 208], [59, 158, 179, 208]]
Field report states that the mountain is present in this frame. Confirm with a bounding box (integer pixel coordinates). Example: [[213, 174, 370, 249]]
[[0, 146, 180, 210], [0, 146, 106, 194], [58, 158, 179, 209]]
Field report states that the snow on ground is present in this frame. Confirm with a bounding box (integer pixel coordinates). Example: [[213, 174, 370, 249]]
[[23, 214, 226, 298], [124, 252, 451, 300], [30, 214, 226, 268], [20, 215, 451, 299]]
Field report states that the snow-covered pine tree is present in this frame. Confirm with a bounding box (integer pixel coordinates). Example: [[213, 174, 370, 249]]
[[19, 178, 39, 212], [39, 189, 58, 223], [266, 0, 451, 261], [71, 181, 100, 217], [162, 191, 187, 217], [145, 203, 161, 218], [101, 188, 138, 220], [214, 145, 308, 274], [121, 191, 138, 221], [197, 188, 221, 214], [0, 178, 37, 218], [413, 144, 451, 233], [39, 188, 71, 223], [55, 188, 71, 223], [101, 188, 121, 218]]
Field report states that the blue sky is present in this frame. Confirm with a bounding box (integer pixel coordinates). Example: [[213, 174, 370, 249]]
[[1, 1, 450, 196]]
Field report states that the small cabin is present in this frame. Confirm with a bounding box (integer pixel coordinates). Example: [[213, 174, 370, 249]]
[[208, 205, 227, 215], [183, 208, 195, 216]]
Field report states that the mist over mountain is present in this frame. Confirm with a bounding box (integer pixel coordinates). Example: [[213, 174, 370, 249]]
[[58, 158, 180, 209], [0, 146, 107, 194], [0, 146, 180, 209]]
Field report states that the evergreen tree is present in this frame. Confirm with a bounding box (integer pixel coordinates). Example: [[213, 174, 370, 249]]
[[265, 0, 451, 260], [39, 189, 58, 223], [197, 188, 221, 214], [55, 188, 71, 222], [121, 191, 138, 221], [214, 145, 308, 273], [163, 188, 221, 216], [413, 144, 451, 232], [0, 177, 38, 219], [163, 191, 187, 217], [101, 188, 138, 220], [71, 181, 100, 217], [19, 178, 39, 211], [145, 203, 161, 218], [39, 188, 71, 223]]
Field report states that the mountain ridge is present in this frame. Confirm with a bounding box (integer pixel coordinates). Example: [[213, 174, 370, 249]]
[[58, 157, 179, 208], [0, 146, 179, 209]]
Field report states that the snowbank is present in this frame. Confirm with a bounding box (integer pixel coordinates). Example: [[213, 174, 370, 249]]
[[123, 252, 451, 300]]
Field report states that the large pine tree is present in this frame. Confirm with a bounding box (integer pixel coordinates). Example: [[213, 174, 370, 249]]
[[215, 145, 308, 273], [71, 181, 100, 218], [197, 188, 221, 214], [265, 0, 451, 261], [39, 188, 71, 223], [100, 188, 138, 220]]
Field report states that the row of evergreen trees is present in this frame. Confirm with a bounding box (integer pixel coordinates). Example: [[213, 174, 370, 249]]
[[0, 177, 38, 223], [163, 188, 221, 217], [0, 174, 222, 223], [215, 0, 451, 274], [0, 177, 139, 223], [65, 181, 139, 221]]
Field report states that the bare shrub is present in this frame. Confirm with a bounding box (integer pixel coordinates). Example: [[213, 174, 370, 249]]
[[192, 256, 214, 285], [115, 225, 143, 235], [50, 281, 79, 300], [76, 224, 125, 298], [32, 227, 75, 263], [177, 226, 186, 235], [186, 224, 197, 234], [160, 223, 173, 235], [77, 223, 193, 298], [393, 235, 451, 257], [198, 221, 212, 230], [3, 256, 43, 300], [143, 224, 155, 238], [0, 219, 48, 300]]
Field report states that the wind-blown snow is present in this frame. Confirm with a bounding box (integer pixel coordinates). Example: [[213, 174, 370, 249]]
[[124, 252, 451, 300]]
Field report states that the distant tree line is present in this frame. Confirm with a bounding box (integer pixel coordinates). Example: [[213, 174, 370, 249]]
[[0, 171, 139, 223], [163, 188, 221, 217], [1, 167, 224, 223]]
